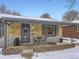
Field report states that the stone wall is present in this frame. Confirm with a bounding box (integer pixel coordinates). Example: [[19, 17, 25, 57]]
[[30, 23, 43, 43]]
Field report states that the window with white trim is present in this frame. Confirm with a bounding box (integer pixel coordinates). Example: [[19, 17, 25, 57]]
[[46, 25, 58, 37]]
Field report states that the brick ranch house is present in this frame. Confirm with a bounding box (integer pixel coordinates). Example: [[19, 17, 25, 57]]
[[0, 14, 74, 48]]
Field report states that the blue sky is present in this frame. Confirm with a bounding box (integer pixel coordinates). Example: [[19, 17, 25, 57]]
[[0, 0, 79, 21]]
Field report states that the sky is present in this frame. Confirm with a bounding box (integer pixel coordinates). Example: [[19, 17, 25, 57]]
[[0, 0, 79, 21]]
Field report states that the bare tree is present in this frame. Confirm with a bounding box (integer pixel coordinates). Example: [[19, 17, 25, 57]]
[[63, 10, 78, 22], [0, 4, 6, 14], [12, 10, 17, 15], [65, 0, 76, 9], [12, 10, 21, 16], [16, 12, 21, 16], [5, 10, 11, 14], [0, 4, 21, 15]]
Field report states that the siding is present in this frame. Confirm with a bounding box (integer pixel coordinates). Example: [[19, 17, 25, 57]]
[[62, 25, 77, 38]]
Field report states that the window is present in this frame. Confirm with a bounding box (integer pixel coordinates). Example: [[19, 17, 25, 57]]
[[47, 25, 53, 36], [46, 25, 58, 37]]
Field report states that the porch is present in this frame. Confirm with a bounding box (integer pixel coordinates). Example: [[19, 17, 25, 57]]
[[2, 21, 61, 47]]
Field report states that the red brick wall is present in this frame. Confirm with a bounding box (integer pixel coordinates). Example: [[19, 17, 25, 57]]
[[62, 25, 77, 38]]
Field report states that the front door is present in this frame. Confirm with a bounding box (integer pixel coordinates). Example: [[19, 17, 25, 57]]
[[21, 24, 30, 43]]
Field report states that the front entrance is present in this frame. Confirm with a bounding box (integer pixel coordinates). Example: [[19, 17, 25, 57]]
[[21, 24, 30, 43]]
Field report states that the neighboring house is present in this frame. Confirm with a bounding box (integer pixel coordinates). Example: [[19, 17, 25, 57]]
[[62, 25, 77, 38], [62, 16, 79, 39], [0, 14, 73, 48]]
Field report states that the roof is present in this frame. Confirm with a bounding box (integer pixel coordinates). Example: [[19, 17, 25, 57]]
[[0, 14, 75, 25], [71, 20, 79, 23], [0, 14, 53, 21], [71, 19, 79, 24], [71, 15, 79, 24]]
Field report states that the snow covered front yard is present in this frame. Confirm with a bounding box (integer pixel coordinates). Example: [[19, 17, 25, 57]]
[[33, 46, 79, 59], [0, 38, 79, 59], [0, 46, 79, 59], [0, 54, 22, 59]]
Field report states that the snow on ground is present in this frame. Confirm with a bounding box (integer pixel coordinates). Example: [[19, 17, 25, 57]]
[[0, 48, 2, 54], [0, 38, 79, 59], [62, 37, 79, 44], [0, 46, 79, 59], [0, 54, 22, 59], [33, 46, 79, 59]]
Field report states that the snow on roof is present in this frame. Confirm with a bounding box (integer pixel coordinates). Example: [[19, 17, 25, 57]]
[[0, 14, 75, 25], [0, 14, 53, 21], [71, 20, 79, 23], [71, 15, 79, 23]]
